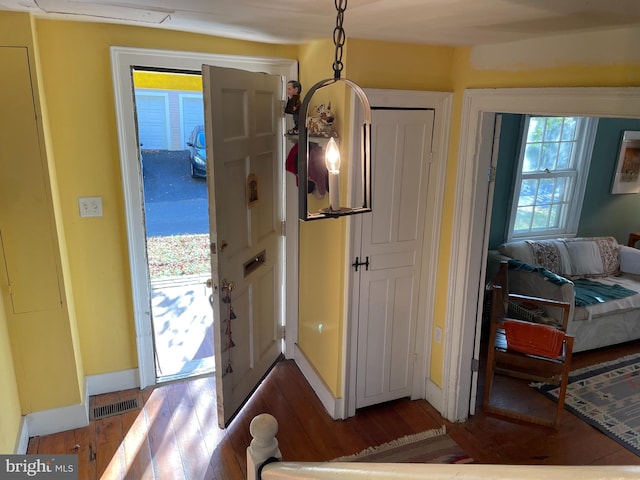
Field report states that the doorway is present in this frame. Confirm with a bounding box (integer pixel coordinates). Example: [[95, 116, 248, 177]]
[[344, 88, 452, 418], [446, 87, 640, 424], [110, 47, 298, 389], [353, 107, 435, 409], [132, 68, 213, 382]]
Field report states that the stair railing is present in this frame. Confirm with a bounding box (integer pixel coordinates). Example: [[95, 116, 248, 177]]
[[247, 413, 640, 480]]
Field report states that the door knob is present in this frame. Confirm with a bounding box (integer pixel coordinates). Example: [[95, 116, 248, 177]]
[[206, 278, 218, 292]]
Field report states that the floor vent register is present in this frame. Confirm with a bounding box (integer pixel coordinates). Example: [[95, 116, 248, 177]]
[[90, 398, 140, 420]]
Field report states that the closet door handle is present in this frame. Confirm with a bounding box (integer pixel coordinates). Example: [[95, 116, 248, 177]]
[[352, 256, 369, 272]]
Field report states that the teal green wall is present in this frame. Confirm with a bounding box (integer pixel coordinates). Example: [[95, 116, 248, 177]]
[[489, 116, 640, 249], [578, 118, 640, 242]]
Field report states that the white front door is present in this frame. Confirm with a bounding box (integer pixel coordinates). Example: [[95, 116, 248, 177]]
[[202, 66, 284, 427], [355, 108, 434, 409]]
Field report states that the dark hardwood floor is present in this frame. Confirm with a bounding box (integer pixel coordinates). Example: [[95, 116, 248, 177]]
[[27, 340, 640, 479]]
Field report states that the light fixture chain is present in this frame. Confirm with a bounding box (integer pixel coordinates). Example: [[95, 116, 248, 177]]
[[333, 0, 347, 79]]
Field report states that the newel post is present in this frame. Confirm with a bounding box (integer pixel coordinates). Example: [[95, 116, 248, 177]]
[[247, 414, 282, 480]]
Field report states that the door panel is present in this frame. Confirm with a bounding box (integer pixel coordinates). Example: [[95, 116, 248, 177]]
[[202, 66, 283, 427], [255, 152, 276, 240], [0, 47, 62, 314], [257, 269, 278, 355], [223, 158, 251, 256], [356, 109, 434, 409]]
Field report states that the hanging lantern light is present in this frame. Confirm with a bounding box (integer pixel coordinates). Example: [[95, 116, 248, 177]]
[[298, 0, 372, 220]]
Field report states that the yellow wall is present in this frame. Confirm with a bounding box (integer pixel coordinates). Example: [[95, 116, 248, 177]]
[[347, 39, 455, 92], [0, 290, 21, 453], [31, 12, 86, 413], [297, 40, 347, 396]]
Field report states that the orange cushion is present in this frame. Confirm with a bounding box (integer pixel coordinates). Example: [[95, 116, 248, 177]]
[[503, 319, 564, 358]]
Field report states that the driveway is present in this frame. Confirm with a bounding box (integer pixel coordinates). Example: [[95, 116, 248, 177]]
[[142, 150, 209, 237]]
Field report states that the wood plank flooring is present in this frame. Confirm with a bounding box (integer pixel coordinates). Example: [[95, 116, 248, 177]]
[[27, 341, 640, 479]]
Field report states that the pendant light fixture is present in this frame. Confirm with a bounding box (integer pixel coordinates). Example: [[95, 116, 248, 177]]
[[297, 0, 372, 220]]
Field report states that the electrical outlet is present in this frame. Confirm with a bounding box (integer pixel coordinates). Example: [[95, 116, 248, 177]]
[[78, 196, 103, 217], [435, 326, 442, 344]]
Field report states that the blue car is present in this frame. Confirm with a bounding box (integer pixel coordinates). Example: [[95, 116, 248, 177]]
[[186, 125, 206, 178]]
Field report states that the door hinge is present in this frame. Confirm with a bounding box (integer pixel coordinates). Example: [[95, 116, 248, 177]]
[[471, 358, 479, 372], [488, 166, 496, 182], [280, 99, 286, 118], [210, 242, 217, 255], [279, 324, 286, 340], [281, 220, 286, 236]]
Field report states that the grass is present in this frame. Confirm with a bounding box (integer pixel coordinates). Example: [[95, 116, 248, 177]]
[[147, 234, 210, 279]]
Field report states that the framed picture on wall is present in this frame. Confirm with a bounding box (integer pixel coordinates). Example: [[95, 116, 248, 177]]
[[612, 130, 640, 194]]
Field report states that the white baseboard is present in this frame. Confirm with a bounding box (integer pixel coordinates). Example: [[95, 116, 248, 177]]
[[86, 368, 140, 396], [15, 417, 29, 454], [25, 368, 140, 438], [26, 391, 89, 437], [293, 345, 343, 419], [425, 378, 443, 414]]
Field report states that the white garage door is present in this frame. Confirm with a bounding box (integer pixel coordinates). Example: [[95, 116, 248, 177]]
[[181, 94, 204, 147], [135, 92, 169, 150]]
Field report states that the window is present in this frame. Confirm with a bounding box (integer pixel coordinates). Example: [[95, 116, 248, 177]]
[[508, 115, 598, 240]]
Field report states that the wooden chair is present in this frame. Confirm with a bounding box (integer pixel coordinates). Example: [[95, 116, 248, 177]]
[[483, 262, 574, 428]]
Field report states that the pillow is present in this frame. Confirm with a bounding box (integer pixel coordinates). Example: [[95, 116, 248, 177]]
[[619, 245, 640, 275], [563, 237, 620, 278], [524, 239, 573, 276], [594, 237, 621, 276], [564, 240, 605, 278], [498, 241, 534, 265]]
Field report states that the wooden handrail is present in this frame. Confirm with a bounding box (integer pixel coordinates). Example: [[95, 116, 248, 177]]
[[257, 463, 640, 480], [247, 414, 640, 480]]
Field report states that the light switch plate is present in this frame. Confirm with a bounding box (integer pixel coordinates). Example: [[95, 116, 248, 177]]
[[435, 326, 442, 344], [78, 196, 103, 217]]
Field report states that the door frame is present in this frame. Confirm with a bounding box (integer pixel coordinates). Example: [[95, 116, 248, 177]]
[[447, 86, 640, 423], [110, 47, 298, 388], [344, 88, 453, 418]]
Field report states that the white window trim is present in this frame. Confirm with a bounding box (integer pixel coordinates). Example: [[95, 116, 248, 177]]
[[507, 115, 598, 241]]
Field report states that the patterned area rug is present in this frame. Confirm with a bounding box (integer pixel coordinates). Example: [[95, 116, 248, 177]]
[[538, 353, 640, 456], [332, 427, 474, 464]]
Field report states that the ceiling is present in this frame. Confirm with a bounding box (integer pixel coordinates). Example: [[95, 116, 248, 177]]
[[2, 0, 640, 46]]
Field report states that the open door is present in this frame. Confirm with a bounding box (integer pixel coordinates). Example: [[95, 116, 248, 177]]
[[468, 112, 501, 416], [202, 66, 284, 427]]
